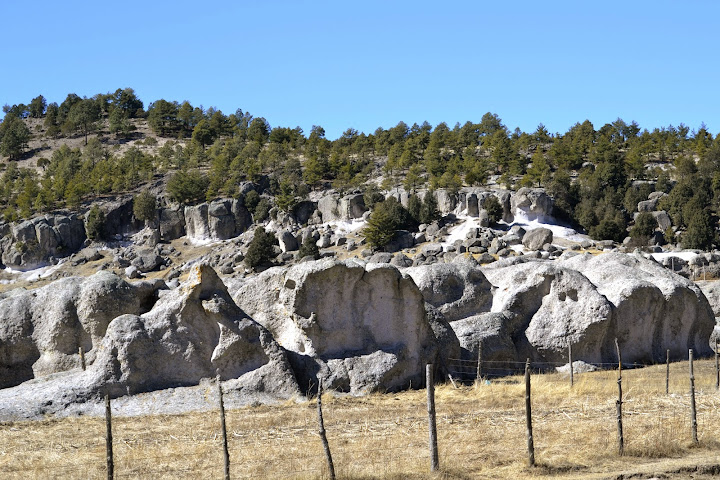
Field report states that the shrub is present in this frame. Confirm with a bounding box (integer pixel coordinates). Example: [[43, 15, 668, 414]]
[[254, 198, 270, 222], [298, 236, 320, 260], [133, 190, 157, 222], [630, 212, 656, 243], [484, 196, 503, 224], [167, 170, 209, 204], [245, 227, 278, 269], [86, 204, 105, 241]]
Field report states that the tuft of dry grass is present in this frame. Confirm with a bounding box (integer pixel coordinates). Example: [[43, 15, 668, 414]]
[[3, 360, 720, 479]]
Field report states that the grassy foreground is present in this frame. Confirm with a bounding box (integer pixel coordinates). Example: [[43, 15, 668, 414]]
[[3, 360, 720, 479]]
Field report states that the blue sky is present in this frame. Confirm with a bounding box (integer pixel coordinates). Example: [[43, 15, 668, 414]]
[[1, 1, 719, 140]]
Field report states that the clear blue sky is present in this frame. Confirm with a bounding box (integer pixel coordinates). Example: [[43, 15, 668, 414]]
[[1, 0, 719, 140]]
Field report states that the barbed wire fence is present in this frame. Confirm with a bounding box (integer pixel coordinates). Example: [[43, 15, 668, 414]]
[[2, 346, 720, 479]]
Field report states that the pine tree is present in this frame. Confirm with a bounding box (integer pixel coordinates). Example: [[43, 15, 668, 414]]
[[363, 204, 397, 250], [245, 227, 277, 269]]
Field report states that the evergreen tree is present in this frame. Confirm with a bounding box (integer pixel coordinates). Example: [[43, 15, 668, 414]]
[[85, 204, 106, 240], [0, 116, 31, 160], [245, 227, 277, 269], [133, 190, 157, 223], [683, 209, 715, 250], [419, 190, 440, 224], [363, 203, 397, 250], [298, 236, 320, 260]]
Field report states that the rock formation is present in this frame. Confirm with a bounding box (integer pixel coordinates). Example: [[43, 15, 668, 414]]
[[232, 259, 437, 394]]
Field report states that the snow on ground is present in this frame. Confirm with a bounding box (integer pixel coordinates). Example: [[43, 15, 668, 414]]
[[441, 209, 589, 250], [506, 210, 588, 243], [1, 262, 64, 285], [321, 218, 367, 235], [650, 251, 701, 262]]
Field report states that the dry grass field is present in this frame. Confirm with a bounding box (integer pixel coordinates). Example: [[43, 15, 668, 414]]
[[3, 359, 720, 479]]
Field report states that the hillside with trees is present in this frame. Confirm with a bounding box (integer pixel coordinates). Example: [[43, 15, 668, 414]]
[[1, 88, 720, 249]]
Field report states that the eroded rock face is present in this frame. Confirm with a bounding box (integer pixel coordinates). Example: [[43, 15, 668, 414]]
[[92, 265, 298, 398], [560, 253, 715, 362], [317, 194, 367, 222], [0, 272, 164, 388], [232, 259, 437, 393], [184, 199, 253, 242], [0, 265, 299, 418], [511, 187, 554, 220], [0, 214, 85, 268], [405, 262, 493, 322]]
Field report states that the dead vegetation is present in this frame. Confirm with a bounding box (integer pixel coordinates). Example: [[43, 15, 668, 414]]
[[3, 359, 720, 479]]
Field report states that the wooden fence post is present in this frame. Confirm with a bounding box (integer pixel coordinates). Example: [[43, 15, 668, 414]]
[[689, 349, 698, 444], [79, 346, 86, 371], [715, 339, 719, 391], [525, 359, 535, 467], [317, 378, 336, 480], [476, 343, 483, 383], [105, 394, 114, 480], [615, 338, 624, 456], [217, 374, 230, 480], [568, 343, 574, 388], [666, 349, 670, 395], [427, 364, 439, 472]]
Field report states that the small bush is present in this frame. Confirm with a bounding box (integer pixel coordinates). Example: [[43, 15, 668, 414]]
[[86, 205, 106, 241], [133, 190, 157, 222], [245, 227, 278, 269], [298, 236, 320, 260], [484, 196, 503, 224]]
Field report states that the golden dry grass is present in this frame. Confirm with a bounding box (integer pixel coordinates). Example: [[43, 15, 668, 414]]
[[3, 360, 720, 479]]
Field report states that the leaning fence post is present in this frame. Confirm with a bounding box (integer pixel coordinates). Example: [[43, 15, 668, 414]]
[[317, 378, 336, 480], [568, 343, 574, 388], [427, 364, 439, 472], [666, 349, 670, 394], [525, 359, 535, 467], [105, 393, 114, 480], [615, 338, 624, 456], [217, 374, 230, 480], [689, 349, 698, 444]]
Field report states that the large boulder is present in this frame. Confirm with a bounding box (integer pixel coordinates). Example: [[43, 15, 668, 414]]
[[560, 253, 715, 362], [697, 280, 720, 317], [0, 265, 299, 418], [522, 227, 553, 251], [0, 272, 165, 388], [511, 187, 554, 220], [0, 214, 86, 269], [159, 206, 185, 241], [317, 194, 367, 222], [232, 259, 437, 394], [405, 262, 494, 322]]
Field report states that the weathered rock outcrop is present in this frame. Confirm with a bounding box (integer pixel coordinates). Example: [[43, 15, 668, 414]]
[[402, 252, 714, 372], [232, 259, 437, 394], [0, 265, 299, 418], [511, 187, 554, 220], [405, 262, 493, 322], [92, 265, 298, 398], [185, 199, 252, 242], [317, 194, 367, 222], [0, 272, 164, 388], [480, 253, 714, 364], [0, 214, 85, 268]]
